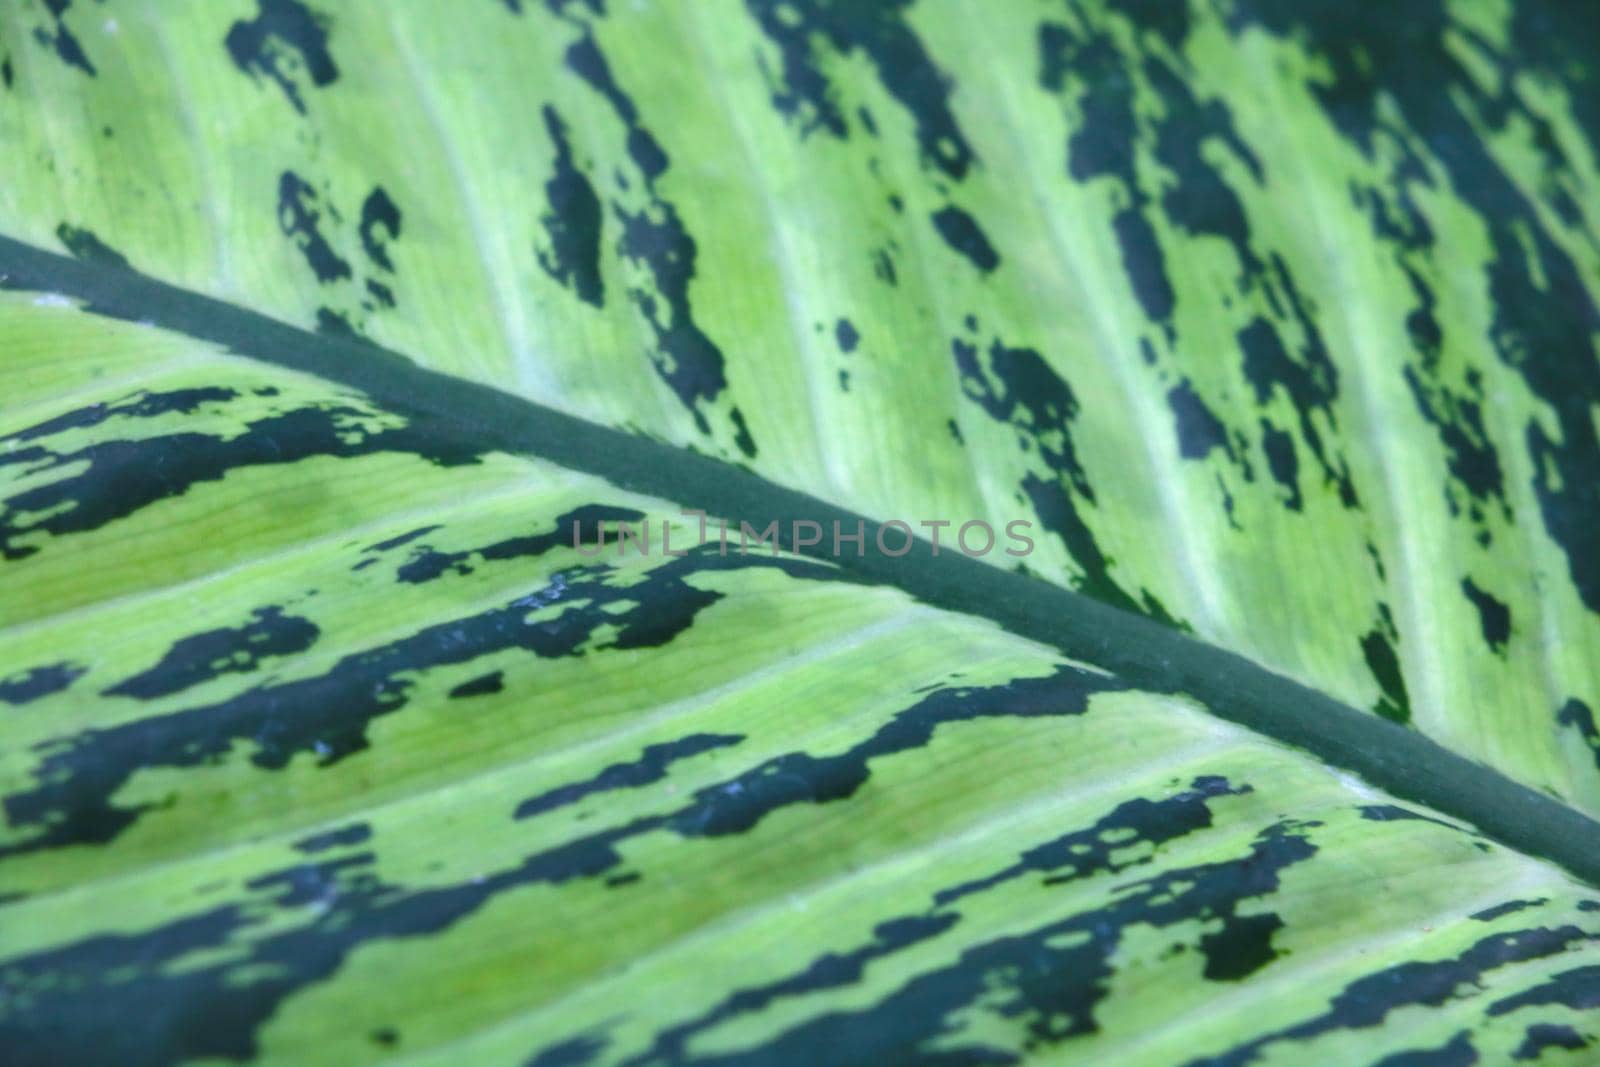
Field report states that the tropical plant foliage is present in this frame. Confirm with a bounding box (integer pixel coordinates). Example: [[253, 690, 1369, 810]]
[[0, 1, 1597, 1064]]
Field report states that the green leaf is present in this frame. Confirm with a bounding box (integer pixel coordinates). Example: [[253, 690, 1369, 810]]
[[1, 2, 1598, 1064]]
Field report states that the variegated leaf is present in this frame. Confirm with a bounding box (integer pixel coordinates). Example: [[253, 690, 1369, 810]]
[[1, 2, 1598, 1064]]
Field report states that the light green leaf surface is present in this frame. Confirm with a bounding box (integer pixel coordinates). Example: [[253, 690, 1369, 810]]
[[1, 1, 1598, 1063]]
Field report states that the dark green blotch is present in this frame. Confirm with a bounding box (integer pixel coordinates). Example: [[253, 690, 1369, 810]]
[[1042, 22, 1183, 326], [1142, 55, 1261, 267], [365, 278, 396, 309], [834, 318, 859, 352], [614, 199, 752, 449], [395, 503, 642, 583], [1259, 419, 1301, 511], [547, 0, 608, 16], [1357, 804, 1466, 833], [514, 733, 743, 820], [293, 821, 371, 853], [630, 913, 959, 1065], [54, 223, 129, 269], [0, 662, 85, 706], [277, 171, 352, 284], [1513, 1023, 1587, 1061], [103, 607, 320, 701], [1370, 1032, 1477, 1067], [1239, 280, 1356, 507], [1557, 699, 1600, 770], [872, 247, 897, 286], [0, 905, 251, 1066], [744, 0, 974, 179], [1200, 911, 1283, 981], [949, 328, 1148, 615], [314, 307, 360, 339], [357, 187, 401, 273], [526, 1035, 607, 1067], [670, 664, 1118, 838], [1238, 313, 1353, 508], [1024, 473, 1142, 616], [3, 387, 234, 449], [1460, 578, 1511, 654], [1359, 626, 1410, 724], [564, 34, 666, 181], [1488, 963, 1600, 1016], [1112, 210, 1176, 323], [33, 0, 95, 77], [1168, 380, 1232, 461], [1470, 898, 1545, 923], [939, 776, 1249, 907], [951, 332, 1090, 497], [225, 0, 338, 115], [930, 205, 999, 273], [362, 524, 441, 554], [449, 671, 503, 698], [1403, 363, 1505, 531], [728, 409, 758, 457], [536, 106, 606, 308]]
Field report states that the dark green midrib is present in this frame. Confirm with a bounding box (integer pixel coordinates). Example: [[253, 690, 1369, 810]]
[[4, 233, 1597, 888]]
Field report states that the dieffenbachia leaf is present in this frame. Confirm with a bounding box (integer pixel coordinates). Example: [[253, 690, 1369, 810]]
[[2, 297, 1598, 1065], [1, 0, 1595, 814], [1, 1, 1598, 1063]]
